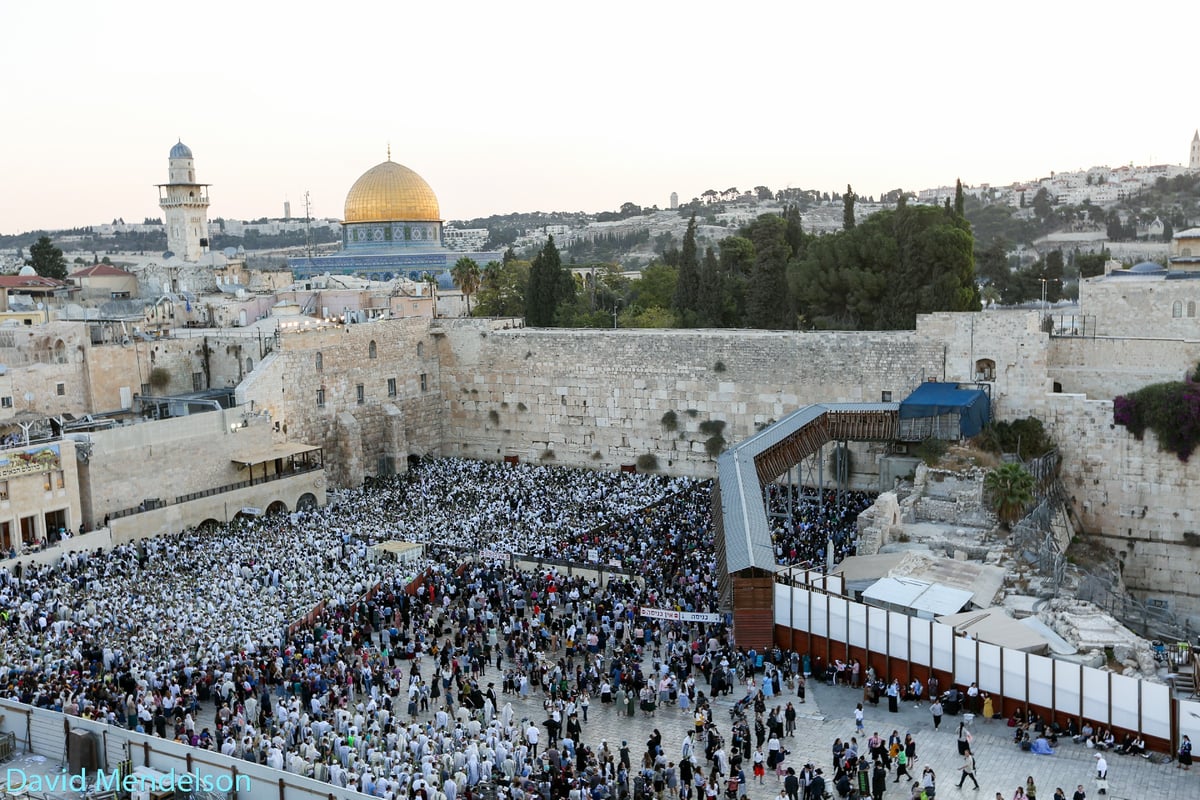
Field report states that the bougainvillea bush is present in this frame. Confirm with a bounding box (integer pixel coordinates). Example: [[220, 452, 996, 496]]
[[1113, 375, 1200, 462]]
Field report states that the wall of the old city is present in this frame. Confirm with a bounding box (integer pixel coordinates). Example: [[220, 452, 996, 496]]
[[436, 322, 947, 477], [1046, 336, 1200, 399], [78, 409, 272, 527], [238, 318, 443, 487]]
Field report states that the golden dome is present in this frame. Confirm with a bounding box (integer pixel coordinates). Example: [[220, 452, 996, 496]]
[[343, 160, 440, 223]]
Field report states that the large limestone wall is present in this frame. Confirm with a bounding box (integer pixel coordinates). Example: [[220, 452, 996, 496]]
[[916, 310, 1051, 418], [437, 323, 947, 477], [1047, 336, 1200, 399], [79, 409, 273, 527], [238, 318, 442, 487], [1080, 274, 1200, 338], [1042, 391, 1200, 623]]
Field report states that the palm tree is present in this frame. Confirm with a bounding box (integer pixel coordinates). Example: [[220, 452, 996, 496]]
[[451, 257, 482, 315], [984, 462, 1035, 528], [421, 272, 439, 318]]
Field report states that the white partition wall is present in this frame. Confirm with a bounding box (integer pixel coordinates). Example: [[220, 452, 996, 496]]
[[888, 611, 910, 661], [1082, 667, 1110, 721], [1110, 673, 1140, 732], [772, 581, 1179, 747], [978, 642, 1002, 696], [1000, 647, 1025, 702], [848, 602, 868, 649], [932, 622, 955, 673], [1027, 654, 1054, 710], [1054, 660, 1082, 720], [910, 617, 932, 668]]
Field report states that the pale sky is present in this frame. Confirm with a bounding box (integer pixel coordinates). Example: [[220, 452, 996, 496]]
[[2, 0, 1195, 235]]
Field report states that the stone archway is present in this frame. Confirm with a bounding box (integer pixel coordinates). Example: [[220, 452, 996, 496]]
[[296, 493, 318, 511], [266, 500, 288, 516]]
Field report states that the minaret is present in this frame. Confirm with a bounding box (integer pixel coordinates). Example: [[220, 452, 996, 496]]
[[156, 140, 211, 261], [1192, 130, 1200, 171]]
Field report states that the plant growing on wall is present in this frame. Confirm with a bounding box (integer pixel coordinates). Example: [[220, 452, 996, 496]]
[[705, 435, 726, 458], [636, 453, 659, 471], [830, 444, 853, 482], [698, 419, 726, 437], [1113, 372, 1200, 462], [661, 410, 679, 432], [148, 366, 171, 392], [488, 410, 500, 425], [984, 462, 1035, 528]]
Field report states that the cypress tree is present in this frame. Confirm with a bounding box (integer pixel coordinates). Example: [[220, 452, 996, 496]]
[[525, 236, 563, 326], [843, 185, 856, 230], [673, 213, 700, 325]]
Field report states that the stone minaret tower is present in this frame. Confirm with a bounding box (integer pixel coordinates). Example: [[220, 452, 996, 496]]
[[157, 140, 211, 261], [1191, 130, 1200, 171]]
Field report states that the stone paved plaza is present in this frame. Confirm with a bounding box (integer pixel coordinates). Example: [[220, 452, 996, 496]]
[[177, 646, 1196, 800]]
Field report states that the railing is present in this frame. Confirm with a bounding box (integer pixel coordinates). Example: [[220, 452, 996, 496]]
[[1047, 313, 1097, 338], [107, 463, 322, 520]]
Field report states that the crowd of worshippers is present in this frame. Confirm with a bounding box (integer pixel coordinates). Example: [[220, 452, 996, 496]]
[[0, 457, 879, 799], [765, 486, 876, 568]]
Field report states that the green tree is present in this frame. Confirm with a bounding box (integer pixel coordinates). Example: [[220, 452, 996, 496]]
[[791, 204, 978, 329], [26, 236, 68, 280], [451, 257, 481, 315], [696, 246, 723, 327], [1031, 188, 1054, 221], [984, 462, 1035, 528], [629, 263, 678, 311], [525, 236, 564, 326], [673, 213, 700, 326], [743, 214, 793, 329], [954, 179, 965, 217], [843, 184, 856, 230], [473, 260, 530, 317]]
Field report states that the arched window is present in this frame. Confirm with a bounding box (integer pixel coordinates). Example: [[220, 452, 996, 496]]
[[369, 340, 377, 359], [1173, 301, 1183, 318], [1189, 301, 1197, 318], [974, 358, 996, 382], [417, 341, 425, 358], [246, 357, 253, 372], [315, 352, 323, 371]]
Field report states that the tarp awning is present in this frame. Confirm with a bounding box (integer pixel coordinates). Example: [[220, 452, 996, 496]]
[[937, 607, 1051, 653], [862, 576, 974, 618], [899, 382, 991, 438], [231, 442, 321, 466]]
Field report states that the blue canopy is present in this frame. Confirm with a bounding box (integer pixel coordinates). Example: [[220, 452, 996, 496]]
[[899, 382, 991, 438]]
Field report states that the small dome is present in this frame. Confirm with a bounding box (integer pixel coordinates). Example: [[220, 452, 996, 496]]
[[18, 265, 36, 276], [170, 140, 193, 159], [1129, 261, 1164, 273], [344, 159, 440, 223]]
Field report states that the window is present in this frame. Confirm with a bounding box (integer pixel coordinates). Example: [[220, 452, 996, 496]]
[[315, 352, 323, 371], [0, 397, 10, 409], [974, 358, 996, 381], [55, 471, 65, 489], [316, 388, 326, 408], [192, 372, 204, 391], [1190, 301, 1197, 318], [420, 373, 428, 392], [881, 391, 892, 402], [141, 383, 151, 397], [417, 341, 424, 358], [356, 384, 365, 405], [246, 358, 253, 372], [56, 383, 65, 396], [368, 340, 377, 359], [387, 378, 397, 397], [1173, 301, 1183, 318], [0, 481, 7, 500], [44, 473, 51, 492]]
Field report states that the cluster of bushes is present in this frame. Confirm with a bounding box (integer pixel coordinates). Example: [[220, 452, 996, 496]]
[[973, 417, 1055, 461], [1114, 370, 1200, 462]]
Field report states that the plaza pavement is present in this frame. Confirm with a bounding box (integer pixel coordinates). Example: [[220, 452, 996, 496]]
[[176, 647, 1195, 800]]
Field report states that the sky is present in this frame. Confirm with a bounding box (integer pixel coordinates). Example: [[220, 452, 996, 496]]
[[1, 0, 1196, 235]]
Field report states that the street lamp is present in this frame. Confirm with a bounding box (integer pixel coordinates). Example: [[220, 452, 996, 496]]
[[612, 299, 622, 329]]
